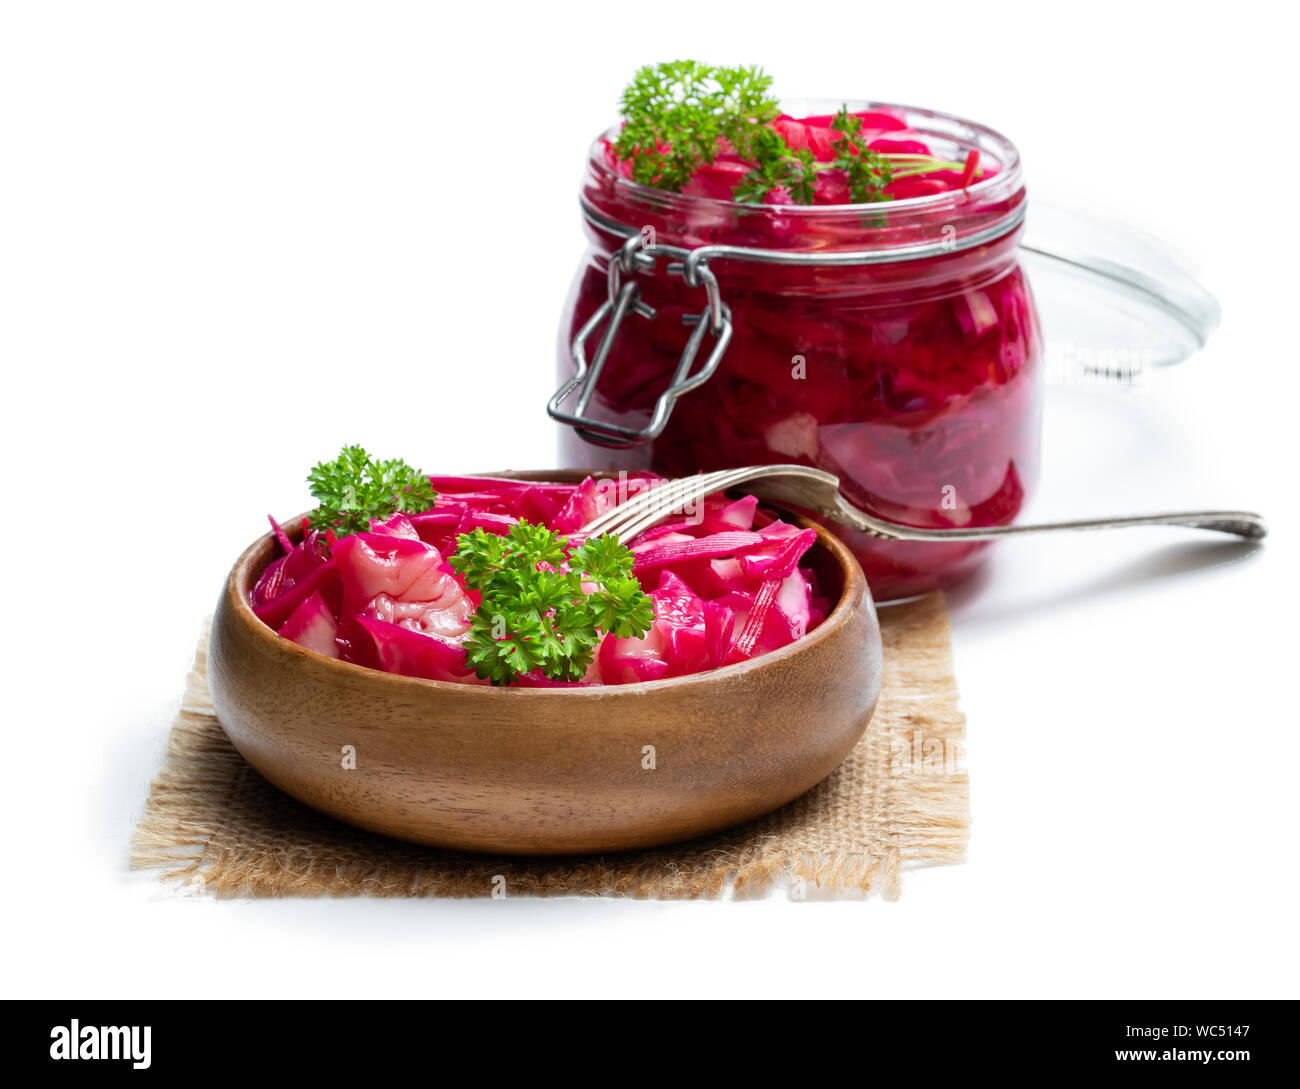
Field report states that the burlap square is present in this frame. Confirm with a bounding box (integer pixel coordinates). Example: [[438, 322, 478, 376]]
[[131, 593, 968, 899]]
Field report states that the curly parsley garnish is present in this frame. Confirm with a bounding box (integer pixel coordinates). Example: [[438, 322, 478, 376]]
[[615, 61, 975, 205], [828, 106, 894, 203], [449, 521, 654, 686], [615, 60, 781, 192], [732, 122, 820, 205], [306, 445, 438, 538]]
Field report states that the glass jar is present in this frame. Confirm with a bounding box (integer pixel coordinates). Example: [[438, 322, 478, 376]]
[[552, 101, 1042, 601]]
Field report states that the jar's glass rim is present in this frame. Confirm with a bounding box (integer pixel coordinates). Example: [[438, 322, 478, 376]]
[[587, 98, 1023, 218]]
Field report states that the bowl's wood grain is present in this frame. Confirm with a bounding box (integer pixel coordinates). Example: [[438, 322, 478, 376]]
[[208, 471, 882, 854]]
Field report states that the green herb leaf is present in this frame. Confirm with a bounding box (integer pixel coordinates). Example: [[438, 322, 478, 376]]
[[449, 521, 654, 686], [306, 445, 438, 538], [735, 125, 818, 205], [616, 63, 917, 206], [615, 61, 780, 192], [828, 105, 894, 204], [569, 533, 656, 638]]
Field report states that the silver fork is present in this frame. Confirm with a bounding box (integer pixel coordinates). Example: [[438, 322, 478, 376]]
[[580, 464, 1267, 543]]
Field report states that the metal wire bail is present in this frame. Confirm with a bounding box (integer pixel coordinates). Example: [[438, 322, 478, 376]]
[[550, 195, 1028, 448], [548, 233, 733, 449]]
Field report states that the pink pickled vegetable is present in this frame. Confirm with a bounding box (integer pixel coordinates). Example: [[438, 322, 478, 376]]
[[732, 579, 782, 660], [600, 105, 995, 207], [278, 591, 339, 658], [572, 100, 1038, 602], [253, 475, 825, 685], [632, 531, 764, 571], [352, 617, 483, 683], [333, 531, 474, 640]]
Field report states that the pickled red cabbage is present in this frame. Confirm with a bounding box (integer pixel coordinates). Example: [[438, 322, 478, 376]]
[[252, 476, 828, 685], [599, 107, 994, 207], [566, 105, 1042, 601]]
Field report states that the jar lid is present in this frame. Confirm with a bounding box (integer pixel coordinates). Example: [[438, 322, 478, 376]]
[[1022, 202, 1220, 383]]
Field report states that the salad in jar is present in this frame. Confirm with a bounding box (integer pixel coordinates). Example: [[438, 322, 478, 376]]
[[555, 62, 1042, 600]]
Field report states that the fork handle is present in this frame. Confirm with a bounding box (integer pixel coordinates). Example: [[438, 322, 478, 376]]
[[737, 476, 1267, 541], [828, 497, 1268, 542]]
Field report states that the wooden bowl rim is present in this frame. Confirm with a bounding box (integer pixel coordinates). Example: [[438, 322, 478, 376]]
[[223, 472, 870, 699]]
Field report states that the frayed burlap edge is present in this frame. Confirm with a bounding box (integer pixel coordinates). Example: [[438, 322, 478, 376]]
[[131, 594, 968, 900]]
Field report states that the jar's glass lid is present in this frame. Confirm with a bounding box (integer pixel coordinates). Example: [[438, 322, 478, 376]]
[[1021, 201, 1220, 384]]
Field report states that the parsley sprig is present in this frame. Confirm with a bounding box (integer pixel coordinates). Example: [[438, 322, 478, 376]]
[[615, 62, 979, 205], [616, 60, 780, 192], [306, 445, 438, 538], [449, 521, 654, 686], [828, 106, 894, 203], [732, 124, 819, 205]]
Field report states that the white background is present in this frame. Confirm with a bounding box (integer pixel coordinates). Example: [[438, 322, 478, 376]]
[[2, 1, 1295, 999]]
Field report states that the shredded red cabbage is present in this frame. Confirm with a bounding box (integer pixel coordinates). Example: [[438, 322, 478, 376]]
[[254, 476, 828, 685], [566, 105, 1041, 600]]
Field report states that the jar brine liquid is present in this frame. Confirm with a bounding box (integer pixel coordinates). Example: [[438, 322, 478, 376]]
[[555, 102, 1043, 601]]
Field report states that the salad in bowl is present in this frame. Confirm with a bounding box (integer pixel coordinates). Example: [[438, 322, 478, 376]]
[[253, 447, 831, 687], [208, 448, 881, 853]]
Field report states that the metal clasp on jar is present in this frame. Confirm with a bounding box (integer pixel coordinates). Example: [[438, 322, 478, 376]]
[[550, 198, 1028, 449], [547, 232, 733, 449]]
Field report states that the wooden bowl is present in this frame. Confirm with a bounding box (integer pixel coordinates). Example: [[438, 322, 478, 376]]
[[208, 471, 882, 855]]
